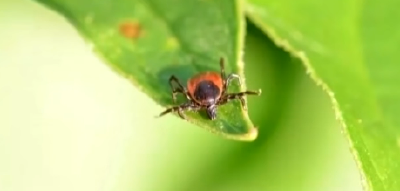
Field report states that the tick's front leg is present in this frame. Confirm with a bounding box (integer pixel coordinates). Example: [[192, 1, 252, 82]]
[[168, 75, 188, 103]]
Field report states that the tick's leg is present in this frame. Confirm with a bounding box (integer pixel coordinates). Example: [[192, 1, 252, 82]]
[[177, 107, 186, 119], [222, 73, 242, 95], [156, 102, 200, 120], [226, 74, 242, 86], [169, 75, 187, 103], [220, 57, 241, 95], [219, 57, 226, 80], [177, 103, 201, 119], [222, 89, 262, 110], [157, 104, 188, 119]]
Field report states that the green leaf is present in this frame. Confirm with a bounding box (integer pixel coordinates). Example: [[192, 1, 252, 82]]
[[33, 0, 260, 141], [245, 0, 400, 190]]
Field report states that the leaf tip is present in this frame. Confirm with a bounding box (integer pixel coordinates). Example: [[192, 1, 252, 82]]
[[224, 126, 259, 142], [243, 127, 259, 141]]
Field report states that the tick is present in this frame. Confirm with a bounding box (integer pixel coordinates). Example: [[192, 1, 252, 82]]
[[157, 57, 261, 120]]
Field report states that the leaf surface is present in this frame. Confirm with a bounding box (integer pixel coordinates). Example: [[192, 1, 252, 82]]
[[246, 0, 400, 189], [33, 0, 259, 140]]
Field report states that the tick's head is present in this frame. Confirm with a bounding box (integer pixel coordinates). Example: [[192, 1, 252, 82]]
[[206, 104, 217, 120], [192, 80, 221, 105]]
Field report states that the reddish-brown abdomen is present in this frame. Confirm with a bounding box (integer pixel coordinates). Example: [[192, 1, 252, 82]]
[[187, 72, 223, 105]]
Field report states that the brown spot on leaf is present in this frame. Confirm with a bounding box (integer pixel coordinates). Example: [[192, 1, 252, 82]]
[[119, 21, 143, 39]]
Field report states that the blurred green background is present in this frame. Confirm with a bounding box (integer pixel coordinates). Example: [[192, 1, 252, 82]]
[[0, 0, 364, 190]]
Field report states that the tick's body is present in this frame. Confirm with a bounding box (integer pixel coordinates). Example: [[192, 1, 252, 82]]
[[187, 72, 223, 106], [158, 58, 261, 120]]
